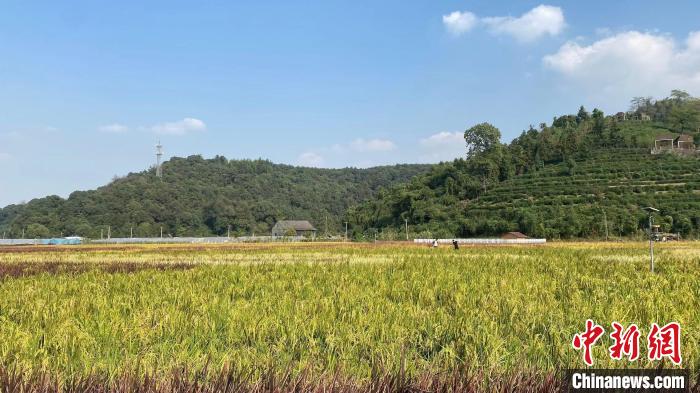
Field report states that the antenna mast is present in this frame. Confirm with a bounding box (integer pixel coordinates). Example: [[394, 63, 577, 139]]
[[156, 141, 163, 178]]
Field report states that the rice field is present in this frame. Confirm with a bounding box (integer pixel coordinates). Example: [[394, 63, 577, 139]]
[[0, 241, 698, 391]]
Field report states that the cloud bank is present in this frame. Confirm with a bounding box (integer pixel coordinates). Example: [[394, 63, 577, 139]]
[[442, 11, 478, 36], [350, 138, 396, 152], [419, 131, 465, 162], [296, 137, 397, 168], [543, 30, 700, 102], [150, 118, 207, 135], [443, 5, 565, 42], [297, 152, 324, 167], [295, 132, 467, 168]]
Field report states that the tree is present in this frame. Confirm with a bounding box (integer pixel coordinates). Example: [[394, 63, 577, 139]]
[[576, 106, 590, 123], [468, 156, 501, 193], [464, 123, 502, 158], [668, 105, 699, 134], [137, 222, 153, 237], [75, 223, 94, 237], [630, 96, 653, 112], [608, 119, 624, 147], [591, 109, 605, 142], [565, 157, 577, 176], [670, 89, 691, 102], [26, 223, 50, 238], [673, 216, 692, 236]]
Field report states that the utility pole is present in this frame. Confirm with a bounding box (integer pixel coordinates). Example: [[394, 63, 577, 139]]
[[643, 207, 659, 273], [227, 225, 231, 239], [22, 228, 25, 238], [160, 226, 163, 239], [405, 218, 409, 241], [344, 222, 348, 242], [649, 214, 654, 273], [130, 227, 133, 238], [603, 210, 609, 241], [107, 226, 111, 239]]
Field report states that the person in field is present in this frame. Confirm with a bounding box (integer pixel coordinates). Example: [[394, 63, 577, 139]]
[[452, 239, 459, 250], [432, 239, 438, 248]]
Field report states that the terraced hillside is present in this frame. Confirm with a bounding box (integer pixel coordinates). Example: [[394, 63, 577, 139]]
[[349, 147, 700, 240], [349, 95, 700, 239], [465, 148, 700, 239]]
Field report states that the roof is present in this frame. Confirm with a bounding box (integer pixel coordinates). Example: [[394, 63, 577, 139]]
[[655, 134, 676, 141], [273, 220, 316, 231], [676, 134, 694, 142], [501, 231, 530, 239]]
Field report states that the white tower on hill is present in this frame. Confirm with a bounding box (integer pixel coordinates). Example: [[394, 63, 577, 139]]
[[156, 141, 163, 178]]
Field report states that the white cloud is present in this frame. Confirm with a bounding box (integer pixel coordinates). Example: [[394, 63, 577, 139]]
[[443, 5, 564, 42], [482, 5, 565, 42], [149, 118, 206, 135], [442, 11, 478, 36], [296, 138, 398, 168], [420, 131, 464, 147], [543, 31, 700, 103], [297, 152, 324, 167], [350, 138, 396, 152], [98, 123, 129, 133], [418, 131, 465, 162]]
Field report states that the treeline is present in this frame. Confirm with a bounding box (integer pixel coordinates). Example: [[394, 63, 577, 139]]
[[348, 91, 700, 239], [0, 157, 430, 238]]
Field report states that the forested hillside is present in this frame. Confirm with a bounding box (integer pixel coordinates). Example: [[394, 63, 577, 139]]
[[0, 157, 430, 238], [4, 91, 699, 241], [349, 91, 700, 239]]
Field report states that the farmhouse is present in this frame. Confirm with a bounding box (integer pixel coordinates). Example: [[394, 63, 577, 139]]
[[271, 220, 317, 237], [629, 112, 651, 121], [653, 134, 696, 151], [500, 232, 530, 240]]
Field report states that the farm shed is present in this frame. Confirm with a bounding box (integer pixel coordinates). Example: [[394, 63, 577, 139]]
[[271, 220, 317, 237], [614, 112, 627, 121], [654, 134, 696, 151], [500, 232, 530, 240]]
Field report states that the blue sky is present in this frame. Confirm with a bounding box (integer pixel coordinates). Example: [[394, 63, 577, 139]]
[[2, 0, 700, 206]]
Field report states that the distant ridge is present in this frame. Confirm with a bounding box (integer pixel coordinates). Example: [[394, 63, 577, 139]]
[[0, 156, 430, 238]]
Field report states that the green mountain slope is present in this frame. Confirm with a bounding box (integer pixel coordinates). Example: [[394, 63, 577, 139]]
[[349, 94, 700, 239], [464, 148, 700, 238], [0, 156, 430, 238]]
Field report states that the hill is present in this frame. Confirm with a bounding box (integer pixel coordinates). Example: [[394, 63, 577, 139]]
[[0, 156, 430, 238], [348, 92, 700, 239]]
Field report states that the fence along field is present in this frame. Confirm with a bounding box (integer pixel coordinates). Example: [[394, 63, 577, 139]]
[[0, 242, 698, 390]]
